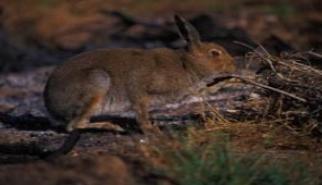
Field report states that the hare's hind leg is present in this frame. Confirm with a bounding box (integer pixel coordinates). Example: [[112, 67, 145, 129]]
[[67, 93, 124, 132], [67, 69, 124, 132], [45, 91, 122, 159]]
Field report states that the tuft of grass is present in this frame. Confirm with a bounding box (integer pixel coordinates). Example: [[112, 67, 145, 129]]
[[140, 126, 318, 185]]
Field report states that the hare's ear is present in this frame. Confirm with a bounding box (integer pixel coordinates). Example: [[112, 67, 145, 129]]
[[174, 14, 201, 49]]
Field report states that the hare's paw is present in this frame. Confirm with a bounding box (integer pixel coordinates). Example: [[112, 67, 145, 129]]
[[71, 121, 125, 132], [86, 121, 125, 132]]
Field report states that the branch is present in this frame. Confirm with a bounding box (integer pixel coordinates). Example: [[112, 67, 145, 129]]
[[206, 74, 307, 103]]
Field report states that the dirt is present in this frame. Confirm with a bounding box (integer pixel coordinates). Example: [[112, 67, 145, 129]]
[[0, 123, 321, 185]]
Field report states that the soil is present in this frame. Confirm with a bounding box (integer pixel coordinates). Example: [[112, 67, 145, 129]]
[[0, 123, 321, 185]]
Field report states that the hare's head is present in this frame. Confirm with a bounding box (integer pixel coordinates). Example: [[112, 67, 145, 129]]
[[175, 15, 236, 77]]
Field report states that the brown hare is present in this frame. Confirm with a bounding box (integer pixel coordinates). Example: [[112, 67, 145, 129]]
[[43, 15, 236, 157]]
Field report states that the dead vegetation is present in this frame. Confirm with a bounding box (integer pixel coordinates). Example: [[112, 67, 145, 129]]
[[236, 48, 322, 137]]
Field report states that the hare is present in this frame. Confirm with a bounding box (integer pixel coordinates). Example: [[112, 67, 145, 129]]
[[43, 15, 236, 157]]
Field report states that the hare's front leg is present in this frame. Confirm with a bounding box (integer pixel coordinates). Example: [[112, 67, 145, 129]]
[[132, 96, 161, 135]]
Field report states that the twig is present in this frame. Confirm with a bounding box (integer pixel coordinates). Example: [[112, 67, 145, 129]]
[[278, 59, 322, 76], [258, 44, 277, 71], [206, 74, 307, 103], [306, 51, 322, 59], [240, 77, 306, 102], [234, 41, 278, 74]]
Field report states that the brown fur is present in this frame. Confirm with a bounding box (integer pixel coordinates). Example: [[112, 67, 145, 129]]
[[44, 15, 236, 134]]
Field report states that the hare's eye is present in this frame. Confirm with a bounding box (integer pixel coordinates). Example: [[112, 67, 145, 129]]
[[209, 49, 222, 57]]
